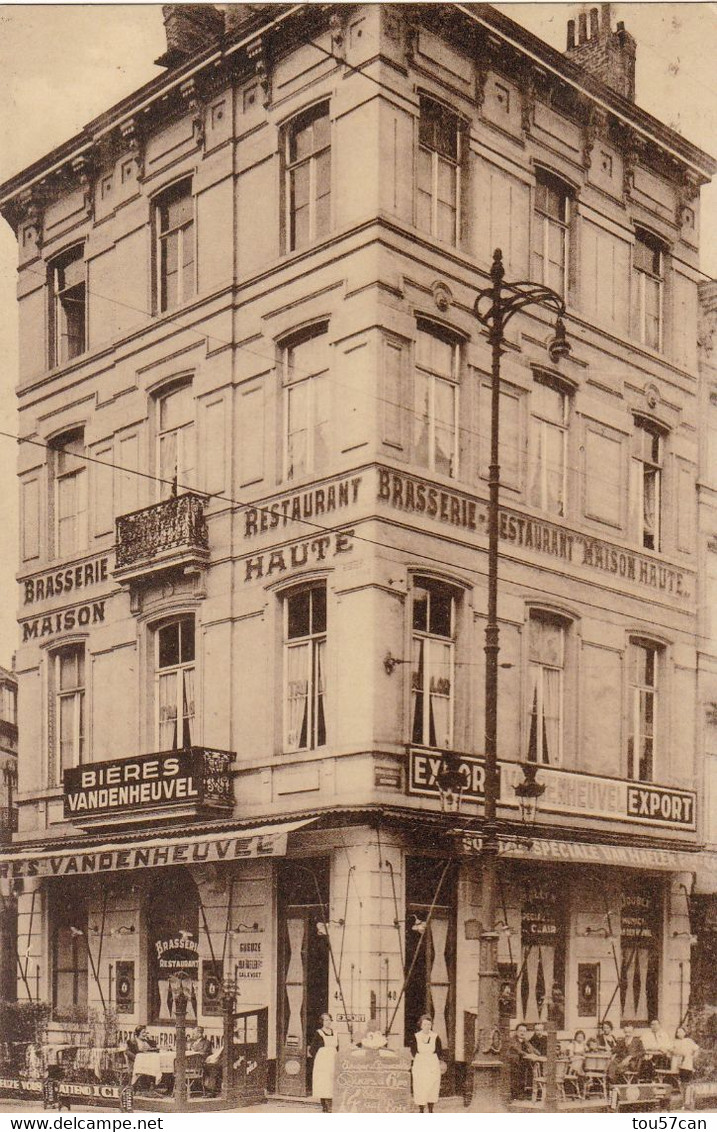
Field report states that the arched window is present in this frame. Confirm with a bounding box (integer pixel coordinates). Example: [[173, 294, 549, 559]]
[[285, 102, 331, 250], [411, 577, 457, 749], [526, 612, 569, 766], [532, 170, 572, 297], [283, 584, 327, 752], [632, 229, 664, 351], [414, 322, 460, 478], [282, 323, 330, 480], [627, 639, 662, 782], [154, 178, 195, 313], [417, 96, 461, 245], [155, 616, 196, 750], [49, 244, 86, 366]]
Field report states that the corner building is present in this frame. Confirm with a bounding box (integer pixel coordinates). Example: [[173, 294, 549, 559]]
[[0, 3, 714, 1096]]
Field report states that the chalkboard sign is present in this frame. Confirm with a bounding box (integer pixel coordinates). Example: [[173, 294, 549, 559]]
[[334, 1046, 412, 1113]]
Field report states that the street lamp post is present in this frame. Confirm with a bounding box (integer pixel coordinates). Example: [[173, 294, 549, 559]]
[[468, 249, 570, 1112]]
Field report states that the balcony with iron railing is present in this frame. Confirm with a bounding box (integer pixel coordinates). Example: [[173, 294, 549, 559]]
[[113, 492, 209, 584]]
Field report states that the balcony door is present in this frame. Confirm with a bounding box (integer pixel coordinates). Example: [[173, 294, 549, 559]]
[[276, 858, 330, 1096]]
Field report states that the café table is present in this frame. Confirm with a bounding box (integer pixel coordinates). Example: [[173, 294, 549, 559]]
[[131, 1049, 175, 1086]]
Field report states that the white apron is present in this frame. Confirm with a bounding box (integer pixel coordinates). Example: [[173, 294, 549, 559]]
[[412, 1031, 441, 1106], [312, 1029, 338, 1100]]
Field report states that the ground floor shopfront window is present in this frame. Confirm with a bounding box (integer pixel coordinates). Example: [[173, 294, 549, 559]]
[[147, 867, 200, 1024]]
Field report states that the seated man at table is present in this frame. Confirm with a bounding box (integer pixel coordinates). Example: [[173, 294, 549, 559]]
[[607, 1024, 646, 1084], [506, 1024, 533, 1099], [529, 1022, 547, 1057], [126, 1027, 158, 1093], [188, 1027, 212, 1058], [640, 1019, 673, 1068]]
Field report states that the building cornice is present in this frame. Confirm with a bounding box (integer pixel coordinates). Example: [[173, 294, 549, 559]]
[[1, 2, 714, 238]]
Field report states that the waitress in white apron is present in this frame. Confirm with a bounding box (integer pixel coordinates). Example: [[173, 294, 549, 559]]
[[410, 1014, 443, 1112], [308, 1013, 338, 1112]]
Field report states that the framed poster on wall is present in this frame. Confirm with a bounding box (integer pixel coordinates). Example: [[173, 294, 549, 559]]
[[202, 960, 224, 1016]]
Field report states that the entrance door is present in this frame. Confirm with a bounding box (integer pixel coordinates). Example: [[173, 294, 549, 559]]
[[404, 857, 456, 1092], [277, 859, 330, 1096]]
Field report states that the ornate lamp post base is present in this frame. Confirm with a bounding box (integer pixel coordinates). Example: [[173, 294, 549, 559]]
[[466, 1056, 508, 1113]]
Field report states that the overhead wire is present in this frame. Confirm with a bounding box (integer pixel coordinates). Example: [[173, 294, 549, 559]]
[[0, 425, 704, 647], [0, 25, 706, 644]]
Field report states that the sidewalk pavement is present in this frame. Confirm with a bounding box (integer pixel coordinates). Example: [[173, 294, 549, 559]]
[[0, 1095, 470, 1115]]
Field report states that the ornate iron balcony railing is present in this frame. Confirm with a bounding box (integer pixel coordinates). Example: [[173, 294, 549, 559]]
[[114, 492, 209, 576]]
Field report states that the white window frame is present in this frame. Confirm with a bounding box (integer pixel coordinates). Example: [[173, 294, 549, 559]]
[[411, 578, 456, 750], [52, 645, 85, 786], [283, 585, 327, 753], [526, 616, 566, 767], [414, 325, 460, 479], [532, 171, 570, 298], [154, 617, 196, 752], [633, 232, 664, 352], [282, 326, 330, 481], [155, 179, 195, 314], [628, 641, 659, 783], [417, 96, 461, 246], [285, 102, 331, 251], [156, 384, 195, 499], [50, 244, 86, 367], [633, 419, 663, 551], [53, 433, 88, 559], [528, 378, 569, 516]]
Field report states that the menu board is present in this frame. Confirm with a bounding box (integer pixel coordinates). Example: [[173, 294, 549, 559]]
[[334, 1047, 412, 1113]]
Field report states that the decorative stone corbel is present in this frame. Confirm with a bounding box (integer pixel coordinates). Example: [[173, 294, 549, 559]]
[[246, 38, 271, 108], [621, 130, 647, 199], [180, 77, 206, 151], [583, 105, 609, 170], [120, 118, 145, 180], [329, 11, 345, 62], [71, 154, 94, 219], [17, 185, 46, 252], [404, 6, 420, 63], [675, 168, 701, 229], [520, 74, 536, 136]]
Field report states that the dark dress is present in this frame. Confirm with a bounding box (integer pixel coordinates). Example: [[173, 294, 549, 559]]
[[506, 1035, 532, 1098]]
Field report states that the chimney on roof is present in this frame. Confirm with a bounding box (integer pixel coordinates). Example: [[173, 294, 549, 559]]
[[565, 3, 636, 101], [155, 4, 225, 68]]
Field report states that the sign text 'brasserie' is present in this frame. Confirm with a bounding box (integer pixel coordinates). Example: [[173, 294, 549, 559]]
[[378, 468, 688, 599]]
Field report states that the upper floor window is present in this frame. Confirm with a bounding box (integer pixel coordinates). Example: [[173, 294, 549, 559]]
[[417, 97, 461, 245], [532, 171, 571, 297], [632, 230, 663, 351], [628, 641, 659, 782], [283, 324, 330, 480], [286, 102, 331, 251], [527, 614, 565, 765], [51, 644, 85, 786], [284, 585, 326, 753], [633, 418, 663, 551], [411, 577, 455, 750], [0, 681, 17, 727], [53, 431, 88, 558], [50, 245, 86, 366], [157, 384, 195, 498], [155, 179, 195, 313], [414, 324, 459, 478], [528, 377, 568, 516], [156, 618, 196, 751]]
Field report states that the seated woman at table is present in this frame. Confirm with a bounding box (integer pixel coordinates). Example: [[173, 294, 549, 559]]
[[568, 1030, 587, 1077], [596, 1020, 616, 1052]]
